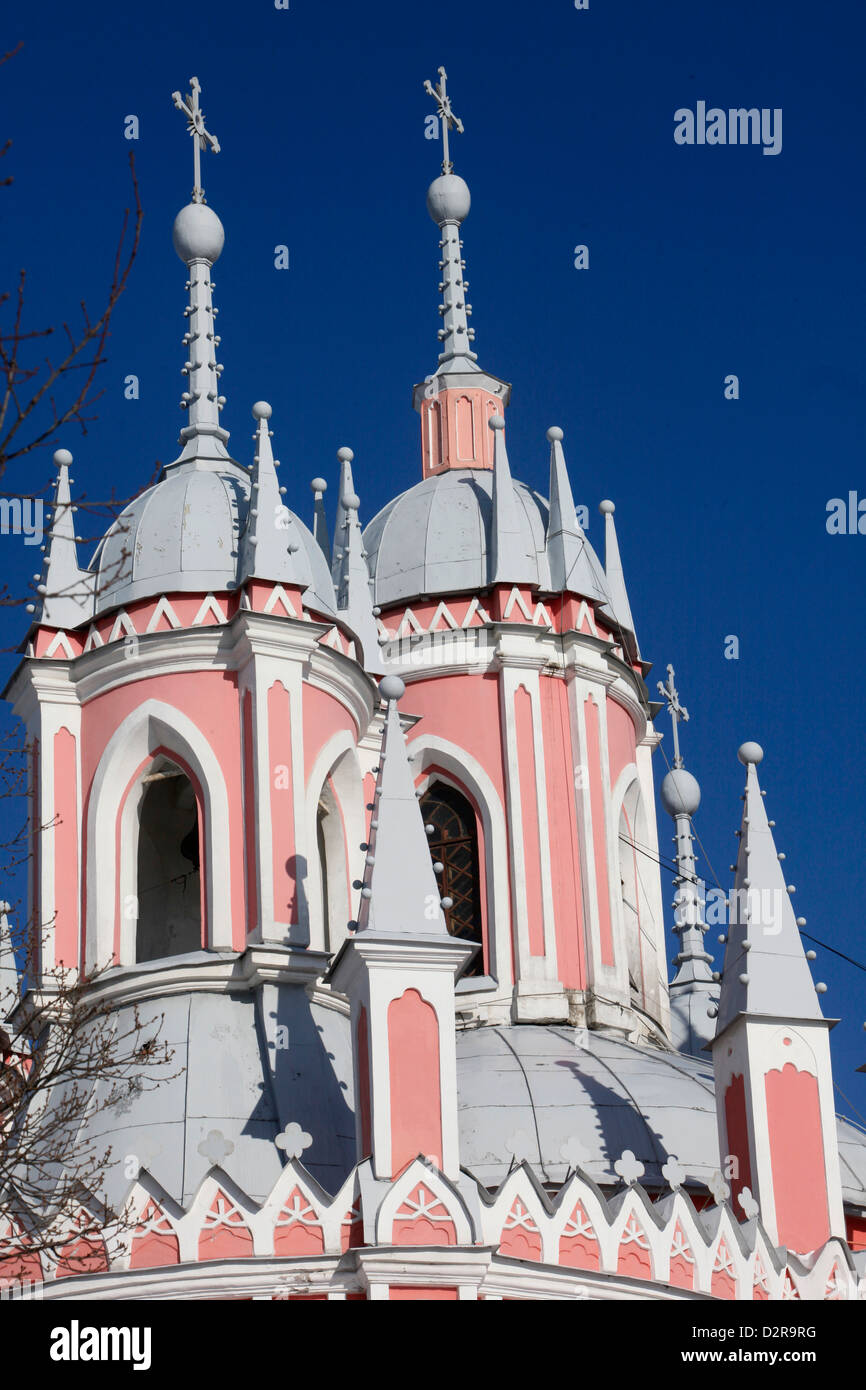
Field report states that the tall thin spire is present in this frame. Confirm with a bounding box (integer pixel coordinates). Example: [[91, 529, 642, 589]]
[[412, 68, 510, 475], [714, 742, 825, 1034], [237, 403, 315, 591], [709, 740, 845, 1251], [168, 76, 235, 471], [330, 447, 356, 586], [310, 477, 331, 565], [356, 676, 449, 937], [28, 449, 94, 627], [489, 416, 536, 585], [657, 666, 717, 1053], [332, 451, 383, 674], [423, 67, 478, 374], [598, 500, 640, 657], [545, 427, 609, 601]]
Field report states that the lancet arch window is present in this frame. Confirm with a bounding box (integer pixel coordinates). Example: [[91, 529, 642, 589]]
[[419, 781, 482, 975], [135, 755, 203, 963]]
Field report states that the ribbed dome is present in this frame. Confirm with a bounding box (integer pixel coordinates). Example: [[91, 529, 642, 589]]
[[91, 466, 336, 617], [363, 468, 609, 608], [456, 1025, 866, 1202]]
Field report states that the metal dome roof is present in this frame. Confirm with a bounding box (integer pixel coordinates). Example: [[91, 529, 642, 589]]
[[90, 465, 337, 617], [456, 1024, 866, 1204], [363, 468, 611, 609]]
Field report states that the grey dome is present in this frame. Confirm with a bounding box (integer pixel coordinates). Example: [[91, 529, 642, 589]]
[[456, 1025, 866, 1203], [58, 992, 866, 1211], [363, 469, 608, 608], [91, 466, 336, 617]]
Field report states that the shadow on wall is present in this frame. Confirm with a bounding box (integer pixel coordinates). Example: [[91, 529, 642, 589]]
[[283, 854, 309, 946], [554, 1056, 670, 1184], [253, 981, 356, 1190]]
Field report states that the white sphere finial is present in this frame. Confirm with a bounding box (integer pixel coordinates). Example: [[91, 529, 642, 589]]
[[310, 477, 327, 493], [599, 499, 616, 516], [488, 415, 505, 432], [252, 401, 272, 420], [546, 426, 563, 443], [337, 446, 354, 463], [660, 768, 701, 818], [379, 675, 405, 703], [172, 202, 225, 263], [53, 448, 73, 468], [738, 742, 764, 766], [342, 492, 360, 511], [426, 173, 471, 225]]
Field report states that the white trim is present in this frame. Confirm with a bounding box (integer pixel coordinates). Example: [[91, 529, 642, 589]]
[[85, 699, 233, 968]]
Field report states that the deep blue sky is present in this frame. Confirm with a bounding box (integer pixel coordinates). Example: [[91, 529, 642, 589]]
[[2, 0, 865, 1111]]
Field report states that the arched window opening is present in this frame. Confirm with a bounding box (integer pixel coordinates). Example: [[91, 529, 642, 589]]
[[419, 781, 483, 976], [136, 757, 202, 962]]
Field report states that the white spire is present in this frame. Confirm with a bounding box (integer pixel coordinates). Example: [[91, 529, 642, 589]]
[[236, 403, 314, 589], [598, 499, 640, 657], [489, 416, 535, 584], [714, 742, 826, 1036], [356, 676, 449, 937], [657, 666, 717, 1052], [167, 77, 236, 471], [28, 449, 94, 628], [332, 450, 383, 674], [423, 67, 479, 375], [330, 447, 356, 586], [545, 427, 609, 601], [310, 477, 331, 565]]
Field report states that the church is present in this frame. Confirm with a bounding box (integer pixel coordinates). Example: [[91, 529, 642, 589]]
[[1, 71, 864, 1301]]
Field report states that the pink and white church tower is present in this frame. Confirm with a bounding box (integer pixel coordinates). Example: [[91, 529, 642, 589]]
[[0, 71, 864, 1302]]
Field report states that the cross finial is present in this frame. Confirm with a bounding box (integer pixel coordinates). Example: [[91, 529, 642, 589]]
[[172, 76, 221, 205], [424, 66, 464, 176], [657, 662, 689, 768]]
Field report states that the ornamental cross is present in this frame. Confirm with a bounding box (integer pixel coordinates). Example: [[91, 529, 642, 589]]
[[657, 662, 689, 769], [172, 76, 221, 205], [424, 66, 464, 175]]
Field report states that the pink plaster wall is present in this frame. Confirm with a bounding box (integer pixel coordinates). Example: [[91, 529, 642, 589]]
[[514, 686, 545, 958], [584, 697, 614, 967], [53, 728, 79, 968], [268, 681, 295, 923], [129, 1229, 180, 1269], [302, 685, 357, 779], [242, 691, 258, 934], [390, 1286, 458, 1300], [387, 990, 442, 1177], [724, 1073, 754, 1216], [765, 1063, 830, 1252], [540, 675, 586, 989], [607, 698, 636, 790]]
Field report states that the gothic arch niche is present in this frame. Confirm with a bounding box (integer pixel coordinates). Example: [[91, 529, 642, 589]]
[[419, 780, 483, 975], [135, 754, 203, 962], [305, 740, 361, 955], [616, 779, 658, 1014], [316, 778, 347, 953]]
